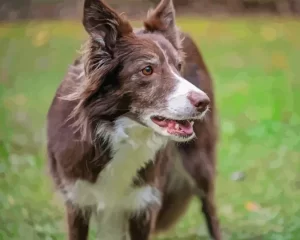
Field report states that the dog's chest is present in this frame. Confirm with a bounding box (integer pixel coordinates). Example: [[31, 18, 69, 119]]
[[66, 118, 166, 213]]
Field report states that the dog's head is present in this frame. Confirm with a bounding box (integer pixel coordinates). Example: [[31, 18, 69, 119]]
[[73, 0, 210, 142]]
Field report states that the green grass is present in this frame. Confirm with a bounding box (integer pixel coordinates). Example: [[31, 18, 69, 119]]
[[1, 17, 300, 240]]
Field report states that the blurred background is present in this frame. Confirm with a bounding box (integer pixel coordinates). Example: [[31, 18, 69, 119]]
[[1, 0, 300, 21], [1, 0, 300, 239]]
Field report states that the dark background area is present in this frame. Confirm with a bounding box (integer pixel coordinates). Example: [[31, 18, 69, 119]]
[[1, 0, 300, 22]]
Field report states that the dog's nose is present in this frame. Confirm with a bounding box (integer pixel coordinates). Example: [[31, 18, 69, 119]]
[[187, 91, 210, 112]]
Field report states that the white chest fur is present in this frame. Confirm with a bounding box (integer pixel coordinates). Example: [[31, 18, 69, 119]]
[[65, 117, 166, 218]]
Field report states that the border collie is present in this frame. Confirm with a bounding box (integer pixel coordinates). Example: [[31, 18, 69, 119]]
[[47, 0, 221, 239]]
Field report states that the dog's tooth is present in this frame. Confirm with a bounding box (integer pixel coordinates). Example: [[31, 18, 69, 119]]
[[175, 123, 180, 130], [191, 121, 194, 126]]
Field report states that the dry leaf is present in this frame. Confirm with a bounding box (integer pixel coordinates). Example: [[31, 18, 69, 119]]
[[32, 30, 49, 47], [7, 195, 15, 205], [245, 201, 260, 212], [14, 94, 27, 106], [261, 26, 277, 42], [271, 52, 288, 69]]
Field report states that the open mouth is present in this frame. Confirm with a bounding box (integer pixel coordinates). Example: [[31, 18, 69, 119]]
[[151, 116, 195, 137]]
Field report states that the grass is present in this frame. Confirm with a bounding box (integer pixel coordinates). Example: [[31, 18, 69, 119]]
[[1, 17, 300, 240]]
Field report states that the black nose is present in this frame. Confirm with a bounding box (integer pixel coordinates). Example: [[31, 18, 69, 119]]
[[187, 91, 210, 112]]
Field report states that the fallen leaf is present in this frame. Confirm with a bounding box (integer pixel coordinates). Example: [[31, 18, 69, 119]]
[[271, 52, 288, 70], [261, 26, 277, 42], [245, 201, 260, 212], [14, 94, 27, 106], [32, 30, 49, 47], [7, 195, 15, 205]]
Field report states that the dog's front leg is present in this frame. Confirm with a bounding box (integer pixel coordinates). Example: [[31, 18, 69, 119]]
[[199, 152, 221, 240], [129, 210, 152, 240], [66, 203, 91, 240], [197, 177, 221, 240], [187, 150, 222, 240], [126, 186, 162, 240]]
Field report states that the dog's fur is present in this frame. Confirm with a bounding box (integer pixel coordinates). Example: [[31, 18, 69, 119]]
[[47, 0, 221, 239]]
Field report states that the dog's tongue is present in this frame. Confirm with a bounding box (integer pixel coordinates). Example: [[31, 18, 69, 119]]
[[166, 120, 193, 135], [151, 117, 194, 136]]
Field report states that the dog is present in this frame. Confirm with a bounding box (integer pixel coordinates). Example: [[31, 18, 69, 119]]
[[46, 0, 221, 239]]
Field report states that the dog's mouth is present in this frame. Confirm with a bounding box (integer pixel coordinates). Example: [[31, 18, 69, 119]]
[[151, 116, 195, 137]]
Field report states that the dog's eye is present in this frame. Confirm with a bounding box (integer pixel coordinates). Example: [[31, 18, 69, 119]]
[[177, 63, 182, 71], [142, 66, 153, 76]]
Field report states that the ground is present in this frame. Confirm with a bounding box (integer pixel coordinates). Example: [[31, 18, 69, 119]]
[[1, 17, 300, 240]]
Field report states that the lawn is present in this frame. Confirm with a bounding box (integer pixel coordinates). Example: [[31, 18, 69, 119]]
[[1, 17, 300, 240]]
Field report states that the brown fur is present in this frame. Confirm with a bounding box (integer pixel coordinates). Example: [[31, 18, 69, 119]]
[[47, 0, 221, 239]]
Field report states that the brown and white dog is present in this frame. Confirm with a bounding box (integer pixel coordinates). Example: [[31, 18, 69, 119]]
[[47, 0, 221, 239]]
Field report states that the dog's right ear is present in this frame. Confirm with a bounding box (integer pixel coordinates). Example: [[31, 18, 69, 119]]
[[83, 0, 133, 52]]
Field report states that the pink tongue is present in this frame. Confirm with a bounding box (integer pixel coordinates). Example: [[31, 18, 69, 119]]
[[167, 120, 193, 135]]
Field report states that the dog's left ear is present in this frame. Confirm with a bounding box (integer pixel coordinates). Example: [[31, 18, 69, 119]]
[[144, 0, 180, 49]]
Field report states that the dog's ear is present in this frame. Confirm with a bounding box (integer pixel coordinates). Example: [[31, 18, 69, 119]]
[[144, 0, 180, 49], [83, 0, 133, 52]]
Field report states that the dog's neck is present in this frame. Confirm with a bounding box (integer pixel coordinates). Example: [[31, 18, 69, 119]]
[[65, 116, 167, 214]]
